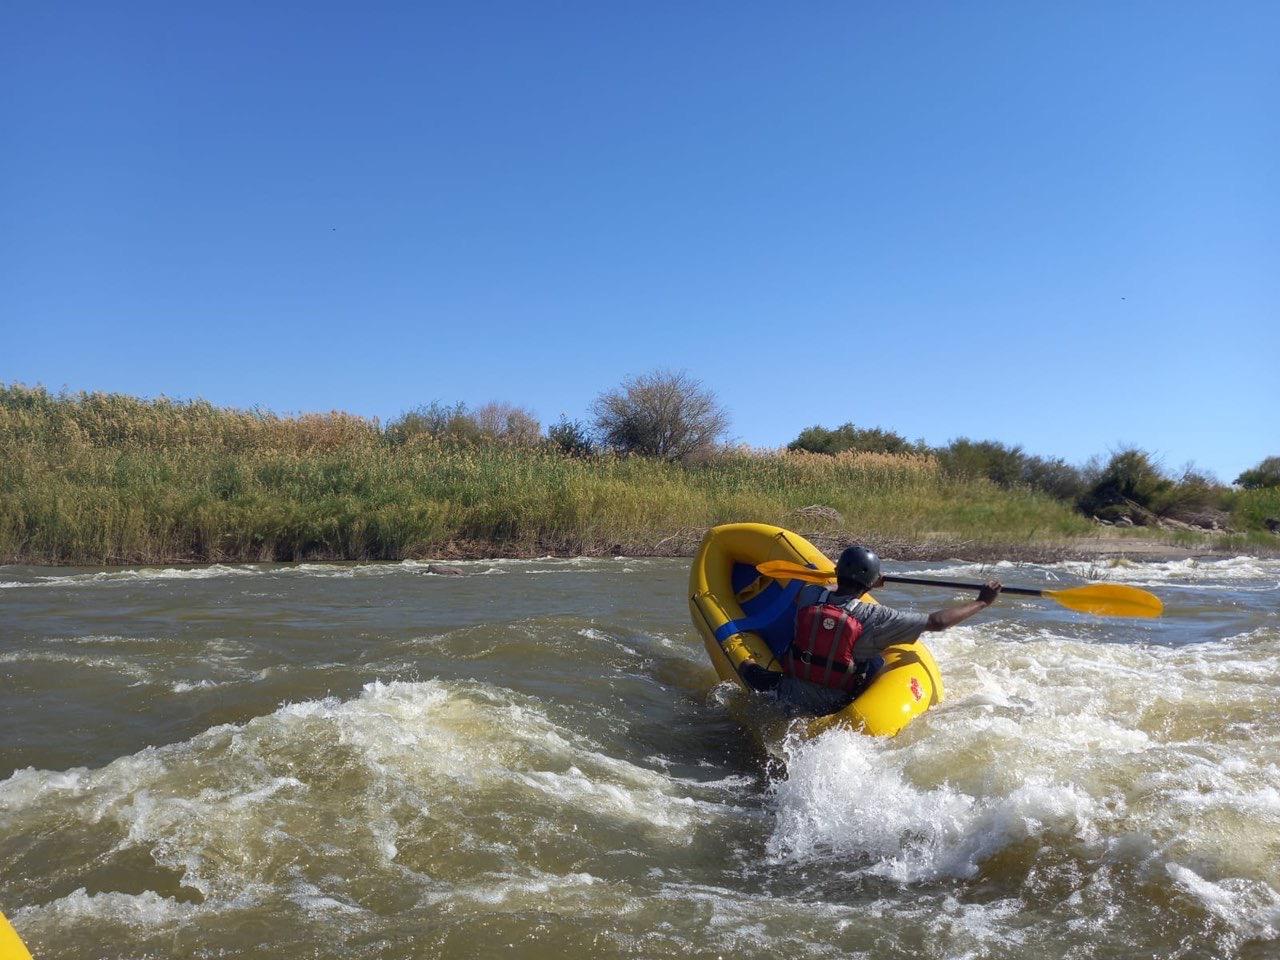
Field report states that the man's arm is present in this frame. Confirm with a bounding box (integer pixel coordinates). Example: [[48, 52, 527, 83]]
[[924, 580, 1002, 632]]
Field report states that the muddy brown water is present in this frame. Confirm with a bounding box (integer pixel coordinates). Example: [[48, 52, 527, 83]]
[[2, 556, 1278, 958]]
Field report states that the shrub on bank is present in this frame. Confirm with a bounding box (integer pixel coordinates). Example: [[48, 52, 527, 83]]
[[1077, 449, 1173, 522], [936, 438, 1086, 503], [1076, 451, 1237, 525], [591, 370, 730, 462], [546, 417, 596, 457], [788, 423, 923, 456], [788, 420, 1264, 534], [1236, 456, 1280, 490], [385, 401, 541, 447], [1232, 486, 1280, 532]]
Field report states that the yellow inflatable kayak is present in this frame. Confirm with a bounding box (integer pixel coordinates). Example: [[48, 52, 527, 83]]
[[689, 522, 944, 737], [1, 910, 32, 960]]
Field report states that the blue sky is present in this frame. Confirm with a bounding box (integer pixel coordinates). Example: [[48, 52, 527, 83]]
[[3, 2, 1277, 480]]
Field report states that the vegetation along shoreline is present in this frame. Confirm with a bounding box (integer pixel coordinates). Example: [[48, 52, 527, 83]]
[[3, 381, 1277, 567]]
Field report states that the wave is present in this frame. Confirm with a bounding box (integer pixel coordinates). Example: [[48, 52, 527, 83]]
[[0, 556, 659, 590], [0, 564, 261, 589], [908, 556, 1280, 591], [1, 678, 749, 944], [0, 649, 159, 685], [766, 622, 1280, 946]]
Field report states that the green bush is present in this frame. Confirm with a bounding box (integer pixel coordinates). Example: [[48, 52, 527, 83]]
[[385, 401, 479, 445], [1232, 487, 1280, 531], [546, 417, 595, 457], [938, 439, 1025, 486], [788, 423, 923, 456], [1077, 449, 1171, 520], [1020, 455, 1087, 503], [935, 438, 1085, 502], [1152, 466, 1232, 518], [1236, 456, 1280, 490]]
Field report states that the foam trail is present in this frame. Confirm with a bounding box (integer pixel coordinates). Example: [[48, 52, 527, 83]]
[[767, 620, 1280, 946]]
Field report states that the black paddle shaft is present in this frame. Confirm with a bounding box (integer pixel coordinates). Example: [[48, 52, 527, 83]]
[[883, 574, 1043, 597]]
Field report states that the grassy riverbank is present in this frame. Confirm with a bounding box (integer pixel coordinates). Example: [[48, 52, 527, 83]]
[[1, 387, 1269, 564]]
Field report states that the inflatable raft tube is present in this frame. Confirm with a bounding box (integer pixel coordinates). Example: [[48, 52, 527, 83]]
[[1, 910, 33, 960], [689, 522, 944, 737]]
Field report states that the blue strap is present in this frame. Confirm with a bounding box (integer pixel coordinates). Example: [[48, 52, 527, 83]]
[[713, 579, 804, 643]]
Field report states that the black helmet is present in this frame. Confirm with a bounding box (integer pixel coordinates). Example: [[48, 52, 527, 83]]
[[835, 545, 881, 591]]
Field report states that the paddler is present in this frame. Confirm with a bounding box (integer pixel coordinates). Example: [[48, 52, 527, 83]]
[[739, 545, 1002, 715]]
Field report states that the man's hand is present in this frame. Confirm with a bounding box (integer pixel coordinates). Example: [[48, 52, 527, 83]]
[[927, 581, 1002, 632]]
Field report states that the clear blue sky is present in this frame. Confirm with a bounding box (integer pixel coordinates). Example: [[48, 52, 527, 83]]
[[3, 2, 1277, 480]]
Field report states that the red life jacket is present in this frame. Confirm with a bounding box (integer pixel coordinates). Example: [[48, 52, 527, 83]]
[[789, 590, 865, 692]]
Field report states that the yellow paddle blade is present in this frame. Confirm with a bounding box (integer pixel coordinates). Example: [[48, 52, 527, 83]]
[[1042, 583, 1163, 618], [756, 560, 835, 583]]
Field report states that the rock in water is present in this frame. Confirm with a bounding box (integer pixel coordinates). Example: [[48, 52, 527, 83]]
[[426, 564, 468, 576]]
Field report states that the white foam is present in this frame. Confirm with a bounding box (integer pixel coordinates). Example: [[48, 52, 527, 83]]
[[768, 730, 1100, 881], [55, 634, 164, 646], [171, 679, 226, 693], [899, 556, 1280, 594], [1167, 864, 1280, 941], [0, 650, 157, 685], [448, 870, 601, 907], [1, 677, 742, 924], [766, 616, 1280, 900], [14, 888, 206, 926], [1061, 556, 1280, 587], [0, 564, 260, 589]]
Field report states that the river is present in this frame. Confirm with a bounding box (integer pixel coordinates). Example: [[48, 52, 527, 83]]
[[2, 555, 1278, 959]]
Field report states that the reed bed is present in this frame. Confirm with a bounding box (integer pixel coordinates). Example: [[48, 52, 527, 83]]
[[1, 387, 1094, 564]]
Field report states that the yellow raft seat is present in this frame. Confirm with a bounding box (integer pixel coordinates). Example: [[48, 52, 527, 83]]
[[689, 522, 944, 737]]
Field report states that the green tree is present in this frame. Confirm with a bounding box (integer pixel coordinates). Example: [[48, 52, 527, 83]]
[[788, 423, 919, 456], [385, 401, 479, 445], [938, 438, 1085, 502], [1078, 448, 1171, 520], [546, 416, 595, 457], [1235, 456, 1280, 489]]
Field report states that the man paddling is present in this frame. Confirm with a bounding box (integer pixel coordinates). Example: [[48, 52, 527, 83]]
[[739, 545, 1002, 716]]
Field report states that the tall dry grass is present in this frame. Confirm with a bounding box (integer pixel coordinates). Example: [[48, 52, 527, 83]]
[[0, 386, 1094, 564]]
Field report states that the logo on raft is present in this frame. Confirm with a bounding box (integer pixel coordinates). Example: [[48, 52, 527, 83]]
[[909, 677, 923, 702]]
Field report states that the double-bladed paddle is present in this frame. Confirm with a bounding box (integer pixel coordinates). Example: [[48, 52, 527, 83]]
[[754, 559, 1163, 619]]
